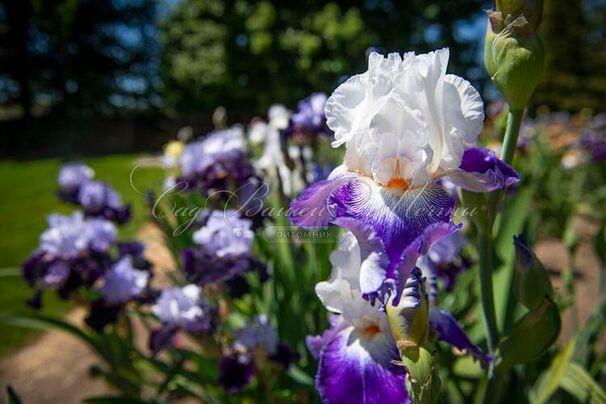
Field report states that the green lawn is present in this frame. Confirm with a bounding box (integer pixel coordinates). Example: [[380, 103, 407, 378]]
[[0, 154, 163, 357]]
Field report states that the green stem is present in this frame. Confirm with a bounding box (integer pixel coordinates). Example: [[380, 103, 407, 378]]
[[481, 107, 526, 404], [478, 231, 499, 355], [501, 109, 524, 165]]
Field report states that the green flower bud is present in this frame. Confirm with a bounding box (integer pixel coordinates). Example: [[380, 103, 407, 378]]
[[404, 347, 441, 404], [513, 235, 554, 310], [386, 269, 429, 356], [484, 10, 545, 110], [498, 297, 561, 370]]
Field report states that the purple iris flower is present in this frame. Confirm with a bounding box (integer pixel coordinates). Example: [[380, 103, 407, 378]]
[[57, 163, 94, 203], [288, 92, 333, 141], [150, 285, 214, 353], [448, 147, 520, 192], [176, 126, 259, 198], [218, 353, 255, 393], [77, 180, 131, 224], [184, 210, 266, 292], [22, 212, 117, 306], [308, 235, 488, 403], [581, 114, 606, 161], [98, 256, 150, 305], [56, 163, 131, 224], [289, 50, 520, 304]]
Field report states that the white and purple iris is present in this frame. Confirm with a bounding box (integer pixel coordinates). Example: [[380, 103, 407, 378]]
[[22, 212, 118, 306], [98, 256, 150, 305], [177, 126, 258, 196], [308, 232, 488, 403], [149, 284, 214, 353], [291, 49, 520, 298], [184, 210, 265, 290]]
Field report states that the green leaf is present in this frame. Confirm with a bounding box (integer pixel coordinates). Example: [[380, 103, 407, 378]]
[[83, 396, 149, 404], [494, 186, 535, 261], [529, 338, 576, 404], [560, 362, 606, 404]]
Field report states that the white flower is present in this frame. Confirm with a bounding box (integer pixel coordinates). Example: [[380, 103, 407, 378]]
[[325, 49, 484, 187]]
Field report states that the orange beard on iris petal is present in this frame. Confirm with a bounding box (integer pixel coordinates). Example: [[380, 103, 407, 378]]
[[386, 177, 410, 191], [361, 323, 382, 337]]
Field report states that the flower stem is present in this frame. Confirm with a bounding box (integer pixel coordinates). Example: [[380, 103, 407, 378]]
[[478, 230, 499, 355], [501, 109, 524, 165], [481, 107, 525, 404]]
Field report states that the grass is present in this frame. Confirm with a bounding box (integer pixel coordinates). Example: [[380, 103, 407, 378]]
[[0, 154, 164, 357]]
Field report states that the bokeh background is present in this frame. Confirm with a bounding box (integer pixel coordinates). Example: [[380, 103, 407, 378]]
[[1, 0, 606, 402]]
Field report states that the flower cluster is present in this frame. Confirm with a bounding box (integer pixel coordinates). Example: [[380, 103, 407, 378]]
[[57, 163, 131, 224]]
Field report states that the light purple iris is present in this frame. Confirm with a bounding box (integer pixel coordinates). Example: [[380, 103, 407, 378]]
[[192, 210, 253, 257], [152, 285, 210, 332], [289, 92, 332, 139], [179, 126, 247, 179], [234, 314, 278, 353], [58, 163, 94, 191], [40, 212, 117, 258], [78, 181, 123, 211], [99, 256, 149, 305]]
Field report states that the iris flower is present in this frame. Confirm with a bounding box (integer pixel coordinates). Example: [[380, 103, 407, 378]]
[[308, 232, 488, 403], [291, 49, 519, 299]]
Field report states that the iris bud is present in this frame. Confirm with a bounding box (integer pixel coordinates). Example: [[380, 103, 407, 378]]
[[484, 9, 545, 110], [498, 297, 560, 370], [386, 268, 429, 355], [513, 235, 554, 310]]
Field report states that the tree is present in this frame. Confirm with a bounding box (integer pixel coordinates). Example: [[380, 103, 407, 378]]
[[160, 0, 486, 115]]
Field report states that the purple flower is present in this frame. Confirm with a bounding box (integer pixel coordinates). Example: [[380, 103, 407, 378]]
[[177, 126, 259, 197], [192, 210, 253, 257], [57, 163, 95, 203], [98, 256, 149, 305], [184, 210, 264, 289], [234, 315, 278, 353], [448, 147, 520, 192], [77, 181, 131, 224], [58, 163, 95, 190], [21, 213, 126, 307], [152, 285, 211, 332], [39, 212, 116, 258], [288, 92, 333, 141]]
